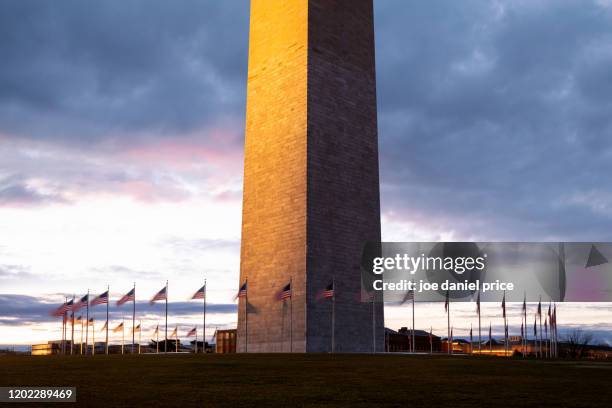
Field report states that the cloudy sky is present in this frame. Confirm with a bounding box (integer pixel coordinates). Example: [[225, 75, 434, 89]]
[[1, 0, 611, 346]]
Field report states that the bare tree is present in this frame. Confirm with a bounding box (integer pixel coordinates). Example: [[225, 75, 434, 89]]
[[564, 329, 594, 359]]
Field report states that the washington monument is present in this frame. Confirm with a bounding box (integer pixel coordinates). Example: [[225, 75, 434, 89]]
[[238, 0, 383, 353]]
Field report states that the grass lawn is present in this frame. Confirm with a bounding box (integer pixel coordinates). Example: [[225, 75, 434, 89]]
[[1, 353, 611, 407]]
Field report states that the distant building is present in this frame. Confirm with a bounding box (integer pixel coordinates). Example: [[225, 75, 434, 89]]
[[441, 338, 472, 354], [385, 328, 441, 352], [188, 340, 213, 353], [31, 340, 73, 356], [32, 341, 60, 356], [150, 339, 182, 352], [215, 329, 236, 354]]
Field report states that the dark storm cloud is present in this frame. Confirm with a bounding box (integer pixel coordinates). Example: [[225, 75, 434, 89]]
[[1, 0, 611, 239], [0, 0, 249, 144], [374, 0, 612, 240], [0, 294, 236, 326]]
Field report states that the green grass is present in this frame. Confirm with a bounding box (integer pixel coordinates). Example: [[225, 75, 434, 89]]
[[1, 354, 611, 407]]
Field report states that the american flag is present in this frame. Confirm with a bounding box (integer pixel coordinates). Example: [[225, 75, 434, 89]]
[[150, 286, 167, 304], [92, 290, 109, 306], [401, 288, 414, 303], [322, 281, 335, 299], [75, 315, 82, 322], [279, 282, 292, 300], [153, 325, 159, 335], [522, 293, 526, 313], [537, 297, 542, 316], [235, 282, 247, 299], [533, 316, 537, 336], [117, 288, 135, 306], [113, 322, 124, 333], [171, 327, 178, 337], [186, 327, 197, 337], [87, 318, 94, 326], [521, 322, 524, 337], [101, 321, 107, 331], [192, 285, 206, 300], [49, 301, 69, 317], [134, 324, 141, 333], [72, 294, 89, 312]]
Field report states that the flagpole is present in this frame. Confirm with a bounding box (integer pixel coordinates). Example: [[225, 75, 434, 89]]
[[412, 294, 415, 353], [132, 282, 136, 354], [534, 315, 537, 358], [534, 315, 538, 358], [505, 316, 508, 357], [470, 324, 473, 355], [478, 304, 481, 354], [523, 292, 527, 356], [544, 317, 550, 358], [92, 316, 95, 356], [71, 297, 75, 355], [556, 305, 559, 358], [106, 285, 109, 355], [175, 327, 178, 353], [489, 322, 492, 354], [502, 291, 507, 357], [331, 277, 335, 353], [203, 278, 207, 354], [64, 311, 68, 355], [552, 307, 555, 358], [139, 320, 141, 354], [372, 289, 376, 353], [553, 311, 556, 358], [64, 310, 68, 355], [429, 326, 433, 354], [245, 278, 248, 353], [447, 293, 450, 355], [122, 319, 125, 355], [551, 308, 554, 358], [85, 290, 89, 356], [80, 317, 83, 355], [165, 280, 168, 353], [61, 298, 66, 355], [553, 303, 559, 358], [521, 310, 524, 356], [156, 325, 159, 354], [477, 292, 481, 354], [289, 276, 293, 353], [538, 296, 542, 358]]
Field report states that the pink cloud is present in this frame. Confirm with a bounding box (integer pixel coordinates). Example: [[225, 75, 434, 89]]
[[120, 128, 243, 171], [0, 126, 246, 206]]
